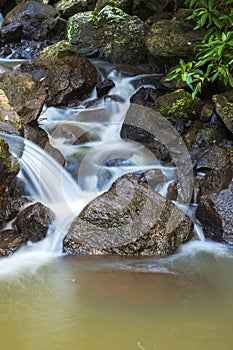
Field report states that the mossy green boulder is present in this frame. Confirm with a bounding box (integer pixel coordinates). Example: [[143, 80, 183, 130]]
[[66, 5, 148, 63]]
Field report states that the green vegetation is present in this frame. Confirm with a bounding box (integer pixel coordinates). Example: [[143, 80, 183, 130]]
[[166, 0, 233, 98]]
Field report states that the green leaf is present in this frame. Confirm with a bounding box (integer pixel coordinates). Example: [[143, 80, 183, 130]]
[[212, 16, 223, 29], [208, 0, 214, 11], [222, 32, 227, 41], [186, 74, 194, 89], [218, 44, 225, 57], [200, 13, 208, 26]]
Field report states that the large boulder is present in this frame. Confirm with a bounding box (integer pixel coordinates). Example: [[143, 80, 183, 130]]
[[66, 5, 148, 64], [145, 19, 205, 64], [212, 91, 233, 135], [19, 40, 98, 107], [196, 182, 233, 244], [0, 229, 27, 256], [64, 173, 193, 256], [0, 71, 46, 123], [0, 1, 66, 43]]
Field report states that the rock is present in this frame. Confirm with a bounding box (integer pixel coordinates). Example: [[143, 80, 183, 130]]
[[15, 202, 55, 242], [132, 0, 177, 21], [19, 40, 98, 107], [212, 91, 233, 135], [23, 124, 65, 164], [96, 79, 115, 97], [0, 71, 46, 123], [1, 1, 66, 42], [54, 0, 88, 19], [0, 229, 27, 256], [196, 182, 233, 244], [66, 5, 148, 64], [0, 137, 20, 197], [0, 89, 20, 124], [191, 145, 231, 172], [94, 0, 132, 14], [130, 86, 157, 106], [153, 89, 202, 124], [63, 173, 193, 256], [145, 19, 205, 64], [0, 197, 28, 222]]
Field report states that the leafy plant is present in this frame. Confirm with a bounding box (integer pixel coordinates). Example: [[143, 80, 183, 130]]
[[166, 0, 233, 98]]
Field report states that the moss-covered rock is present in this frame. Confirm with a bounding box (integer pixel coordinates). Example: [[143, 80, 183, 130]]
[[153, 89, 202, 123], [66, 5, 148, 63]]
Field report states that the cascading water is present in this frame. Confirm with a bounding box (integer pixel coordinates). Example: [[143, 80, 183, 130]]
[[0, 60, 209, 274]]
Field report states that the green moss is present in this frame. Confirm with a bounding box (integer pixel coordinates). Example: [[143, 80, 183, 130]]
[[158, 90, 201, 122]]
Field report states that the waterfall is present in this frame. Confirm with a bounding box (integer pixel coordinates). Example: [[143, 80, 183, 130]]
[[0, 62, 199, 273]]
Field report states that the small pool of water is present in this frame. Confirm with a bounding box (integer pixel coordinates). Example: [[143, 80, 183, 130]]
[[1, 240, 233, 350]]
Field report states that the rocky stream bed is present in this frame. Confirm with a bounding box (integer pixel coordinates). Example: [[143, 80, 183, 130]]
[[0, 0, 232, 257]]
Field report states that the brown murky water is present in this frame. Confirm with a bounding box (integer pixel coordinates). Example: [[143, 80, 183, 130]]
[[0, 242, 233, 350]]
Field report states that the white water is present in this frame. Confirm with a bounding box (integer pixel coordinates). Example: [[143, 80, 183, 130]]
[[1, 60, 227, 275]]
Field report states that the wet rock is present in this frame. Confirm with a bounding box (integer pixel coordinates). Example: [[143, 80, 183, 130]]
[[0, 39, 58, 60], [54, 0, 88, 19], [96, 79, 115, 98], [212, 91, 233, 135], [64, 173, 193, 256], [23, 124, 65, 164], [0, 137, 20, 197], [0, 229, 27, 256], [145, 19, 205, 64], [0, 71, 46, 123], [1, 1, 66, 43], [0, 197, 28, 222], [19, 40, 98, 107], [190, 145, 233, 203], [66, 5, 148, 64], [130, 87, 157, 106], [153, 89, 202, 124], [0, 120, 21, 136], [191, 145, 231, 172], [15, 202, 55, 242], [196, 182, 233, 244]]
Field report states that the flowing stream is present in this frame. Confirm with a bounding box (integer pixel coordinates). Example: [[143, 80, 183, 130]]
[[0, 60, 233, 350]]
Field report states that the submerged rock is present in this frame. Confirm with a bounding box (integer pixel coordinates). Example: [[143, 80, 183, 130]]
[[15, 202, 55, 242], [19, 40, 98, 107], [66, 5, 148, 64], [64, 173, 193, 256]]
